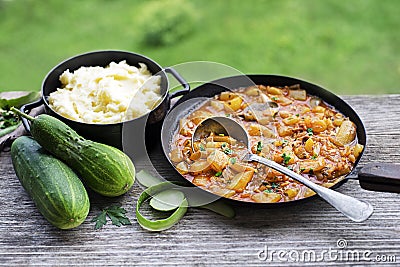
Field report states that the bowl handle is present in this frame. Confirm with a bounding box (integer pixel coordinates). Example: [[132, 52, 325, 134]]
[[20, 98, 44, 133], [165, 67, 191, 98]]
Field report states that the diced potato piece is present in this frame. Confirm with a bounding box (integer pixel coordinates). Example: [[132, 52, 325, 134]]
[[284, 188, 299, 199], [170, 149, 183, 163], [333, 118, 344, 126], [283, 116, 300, 126], [223, 97, 243, 112], [209, 185, 236, 198], [192, 176, 209, 187], [299, 158, 326, 173], [248, 124, 275, 138], [176, 162, 189, 175], [189, 151, 201, 161], [274, 95, 293, 106], [248, 124, 263, 136], [210, 100, 225, 111], [288, 89, 307, 101], [312, 106, 326, 113], [334, 120, 356, 146], [229, 162, 256, 173], [245, 87, 262, 96], [266, 86, 283, 95], [190, 111, 212, 125], [206, 141, 226, 148], [279, 110, 291, 118], [304, 138, 314, 153], [310, 118, 327, 133], [227, 170, 254, 191], [219, 91, 237, 101], [303, 188, 316, 198], [211, 135, 237, 144], [353, 143, 364, 158], [251, 192, 282, 203], [189, 160, 211, 175], [276, 123, 293, 137], [207, 150, 229, 172], [294, 146, 308, 159]]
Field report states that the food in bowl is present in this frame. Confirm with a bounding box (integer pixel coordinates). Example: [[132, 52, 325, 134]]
[[48, 60, 162, 124], [169, 84, 364, 203]]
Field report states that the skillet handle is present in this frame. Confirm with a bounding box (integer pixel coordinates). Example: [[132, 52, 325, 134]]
[[358, 162, 400, 193], [20, 98, 44, 133], [165, 67, 190, 98]]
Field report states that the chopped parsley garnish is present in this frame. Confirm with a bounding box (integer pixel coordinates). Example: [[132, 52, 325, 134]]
[[271, 182, 279, 189], [287, 165, 293, 171], [199, 144, 206, 151], [300, 167, 306, 172], [256, 141, 263, 152], [271, 96, 279, 101], [219, 133, 225, 136], [215, 171, 222, 177], [264, 189, 273, 193], [0, 110, 19, 129], [282, 140, 289, 146], [281, 153, 291, 165], [221, 143, 232, 154], [309, 168, 314, 174], [311, 154, 318, 160], [229, 157, 237, 164], [307, 128, 313, 136]]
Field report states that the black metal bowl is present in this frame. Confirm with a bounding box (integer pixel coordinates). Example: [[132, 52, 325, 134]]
[[21, 50, 188, 149]]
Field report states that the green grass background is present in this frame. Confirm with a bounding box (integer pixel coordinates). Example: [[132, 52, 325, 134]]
[[0, 0, 399, 94]]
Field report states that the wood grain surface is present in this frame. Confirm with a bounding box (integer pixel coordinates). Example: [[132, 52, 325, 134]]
[[0, 95, 399, 266]]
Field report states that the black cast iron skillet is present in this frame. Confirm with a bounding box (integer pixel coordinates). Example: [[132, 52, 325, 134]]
[[161, 74, 400, 206], [20, 50, 190, 149]]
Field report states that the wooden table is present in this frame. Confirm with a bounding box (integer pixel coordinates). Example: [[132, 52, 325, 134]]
[[1, 95, 399, 266]]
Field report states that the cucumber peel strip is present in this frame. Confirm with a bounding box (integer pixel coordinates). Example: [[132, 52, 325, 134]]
[[149, 189, 186, 211], [136, 169, 165, 188], [0, 122, 20, 137], [135, 170, 235, 230], [136, 182, 188, 231]]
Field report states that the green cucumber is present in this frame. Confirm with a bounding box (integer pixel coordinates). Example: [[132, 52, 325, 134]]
[[11, 136, 89, 229], [11, 108, 135, 197]]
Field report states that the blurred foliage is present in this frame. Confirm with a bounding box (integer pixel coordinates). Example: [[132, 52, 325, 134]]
[[0, 0, 399, 94], [136, 0, 197, 46]]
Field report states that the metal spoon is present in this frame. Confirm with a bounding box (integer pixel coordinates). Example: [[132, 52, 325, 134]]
[[192, 116, 373, 222]]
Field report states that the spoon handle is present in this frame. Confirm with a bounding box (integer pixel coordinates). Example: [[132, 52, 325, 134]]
[[247, 154, 373, 222]]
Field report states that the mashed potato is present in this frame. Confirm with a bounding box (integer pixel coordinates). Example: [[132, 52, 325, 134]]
[[48, 60, 162, 124]]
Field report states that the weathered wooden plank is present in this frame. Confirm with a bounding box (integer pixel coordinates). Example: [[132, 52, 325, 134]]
[[0, 95, 399, 266]]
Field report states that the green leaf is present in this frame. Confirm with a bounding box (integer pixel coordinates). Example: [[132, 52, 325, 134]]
[[136, 170, 164, 188], [0, 91, 40, 109], [149, 189, 185, 211], [91, 211, 107, 230], [92, 205, 131, 230]]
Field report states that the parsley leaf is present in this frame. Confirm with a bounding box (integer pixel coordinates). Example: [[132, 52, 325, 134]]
[[0, 109, 20, 129], [92, 205, 131, 229], [307, 128, 313, 136], [229, 157, 237, 164], [281, 153, 291, 165], [92, 211, 107, 230], [215, 171, 222, 177], [256, 141, 263, 152]]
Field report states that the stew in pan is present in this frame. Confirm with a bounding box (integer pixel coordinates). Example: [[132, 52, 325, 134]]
[[169, 84, 364, 203]]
